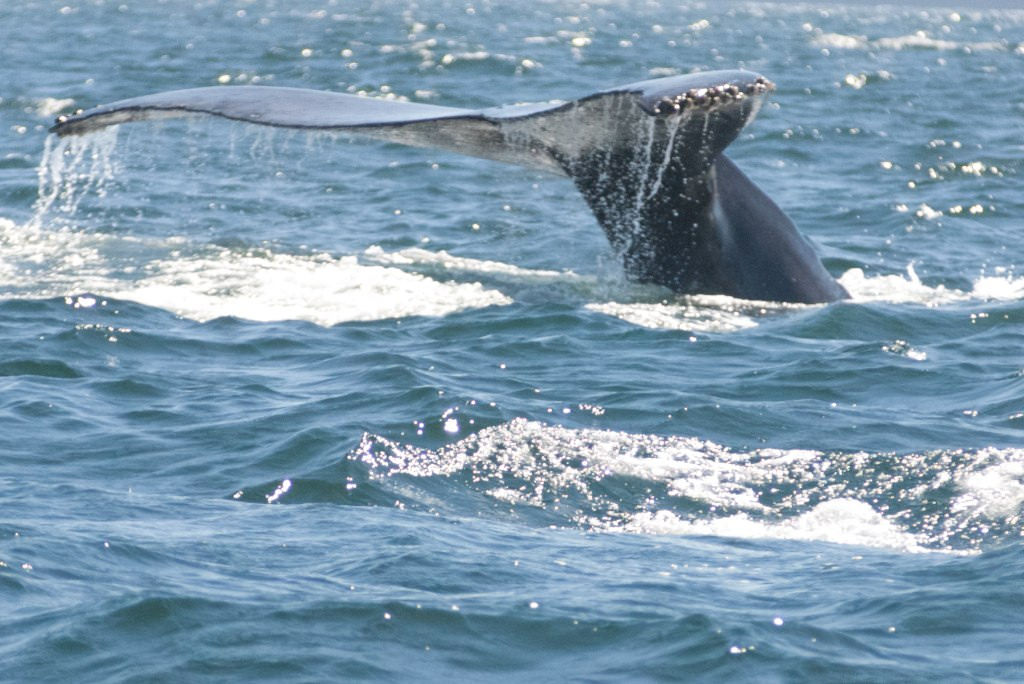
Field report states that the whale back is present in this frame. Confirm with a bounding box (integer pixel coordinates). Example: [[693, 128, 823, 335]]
[[51, 71, 847, 303]]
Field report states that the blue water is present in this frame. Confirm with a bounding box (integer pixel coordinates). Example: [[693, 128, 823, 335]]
[[3, 0, 1024, 680]]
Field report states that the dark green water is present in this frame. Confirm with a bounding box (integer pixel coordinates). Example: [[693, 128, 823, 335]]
[[2, 0, 1023, 680]]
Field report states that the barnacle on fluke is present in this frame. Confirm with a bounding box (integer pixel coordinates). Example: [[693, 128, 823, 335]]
[[651, 77, 774, 117]]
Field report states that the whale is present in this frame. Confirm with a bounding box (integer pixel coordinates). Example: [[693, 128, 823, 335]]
[[51, 70, 849, 304]]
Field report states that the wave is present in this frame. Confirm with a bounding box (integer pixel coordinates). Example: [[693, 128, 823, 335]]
[[810, 29, 1013, 53], [243, 418, 1024, 553]]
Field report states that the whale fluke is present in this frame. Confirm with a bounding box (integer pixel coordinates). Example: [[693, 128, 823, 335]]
[[52, 71, 848, 304]]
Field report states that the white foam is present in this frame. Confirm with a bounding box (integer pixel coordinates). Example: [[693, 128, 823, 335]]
[[0, 218, 511, 325], [839, 265, 1024, 307], [812, 32, 869, 50], [623, 500, 931, 553], [33, 97, 76, 118], [951, 449, 1024, 520], [359, 419, 1024, 552], [358, 419, 933, 551], [586, 300, 760, 333], [362, 247, 774, 333], [874, 31, 960, 51], [106, 249, 512, 325], [839, 265, 958, 305], [811, 29, 1005, 53], [363, 245, 580, 283], [358, 248, 1024, 332], [970, 276, 1024, 301], [369, 250, 1024, 325], [875, 32, 1004, 52], [586, 261, 1024, 332], [0, 131, 518, 324], [0, 216, 109, 293]]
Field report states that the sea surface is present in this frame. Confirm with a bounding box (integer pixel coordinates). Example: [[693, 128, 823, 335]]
[[2, 0, 1024, 680]]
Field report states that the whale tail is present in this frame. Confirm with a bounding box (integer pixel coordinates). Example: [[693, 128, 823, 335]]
[[52, 71, 848, 303]]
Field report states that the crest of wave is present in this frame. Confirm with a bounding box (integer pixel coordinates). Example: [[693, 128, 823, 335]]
[[355, 418, 1024, 553]]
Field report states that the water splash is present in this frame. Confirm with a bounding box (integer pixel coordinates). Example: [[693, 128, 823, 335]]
[[32, 128, 119, 226]]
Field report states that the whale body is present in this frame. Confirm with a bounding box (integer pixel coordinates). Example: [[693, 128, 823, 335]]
[[52, 70, 849, 304]]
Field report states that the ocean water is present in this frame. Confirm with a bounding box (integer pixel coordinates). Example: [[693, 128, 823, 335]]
[[2, 0, 1024, 680]]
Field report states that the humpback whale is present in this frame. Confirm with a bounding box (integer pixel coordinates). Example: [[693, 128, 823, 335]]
[[51, 70, 849, 304]]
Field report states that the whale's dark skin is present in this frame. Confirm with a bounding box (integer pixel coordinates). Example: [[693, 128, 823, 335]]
[[51, 70, 849, 304]]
